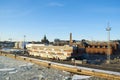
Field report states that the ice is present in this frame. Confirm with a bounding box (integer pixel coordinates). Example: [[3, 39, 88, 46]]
[[8, 69, 18, 74], [0, 68, 16, 72], [5, 77, 10, 80], [72, 75, 91, 80], [0, 56, 72, 80], [0, 56, 106, 80]]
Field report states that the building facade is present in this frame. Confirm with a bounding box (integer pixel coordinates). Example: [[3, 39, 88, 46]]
[[26, 44, 79, 60]]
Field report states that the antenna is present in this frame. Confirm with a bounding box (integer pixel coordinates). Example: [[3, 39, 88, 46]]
[[106, 22, 111, 31], [106, 22, 111, 64]]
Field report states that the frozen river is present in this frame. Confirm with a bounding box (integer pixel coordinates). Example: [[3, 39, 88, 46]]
[[0, 56, 106, 80], [0, 56, 72, 80]]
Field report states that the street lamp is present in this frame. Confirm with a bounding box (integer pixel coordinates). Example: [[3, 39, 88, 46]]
[[106, 23, 111, 64]]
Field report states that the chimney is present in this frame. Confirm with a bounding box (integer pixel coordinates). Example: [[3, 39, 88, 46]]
[[70, 33, 73, 46]]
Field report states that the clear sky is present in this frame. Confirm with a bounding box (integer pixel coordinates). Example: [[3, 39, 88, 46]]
[[0, 0, 120, 41]]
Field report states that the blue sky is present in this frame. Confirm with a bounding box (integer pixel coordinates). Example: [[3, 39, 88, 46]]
[[0, 0, 120, 41]]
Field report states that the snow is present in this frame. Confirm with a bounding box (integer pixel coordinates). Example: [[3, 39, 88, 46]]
[[19, 55, 120, 77], [76, 66, 120, 76], [26, 56, 120, 76]]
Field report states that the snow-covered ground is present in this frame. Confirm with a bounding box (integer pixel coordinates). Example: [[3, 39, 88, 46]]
[[0, 56, 106, 80]]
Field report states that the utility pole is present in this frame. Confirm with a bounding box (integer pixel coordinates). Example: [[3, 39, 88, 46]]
[[106, 23, 111, 64], [0, 33, 2, 42]]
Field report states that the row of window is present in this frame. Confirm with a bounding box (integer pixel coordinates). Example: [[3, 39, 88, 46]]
[[87, 45, 110, 48]]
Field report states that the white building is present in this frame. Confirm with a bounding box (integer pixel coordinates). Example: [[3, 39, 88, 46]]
[[26, 44, 75, 60]]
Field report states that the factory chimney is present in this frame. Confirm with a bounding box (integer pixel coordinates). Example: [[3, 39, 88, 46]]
[[69, 33, 73, 46]]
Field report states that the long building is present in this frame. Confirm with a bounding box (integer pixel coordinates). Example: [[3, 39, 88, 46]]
[[89, 42, 118, 54], [26, 44, 79, 60], [77, 41, 119, 55]]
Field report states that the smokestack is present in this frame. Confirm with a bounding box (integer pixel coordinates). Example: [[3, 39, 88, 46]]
[[70, 33, 73, 46]]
